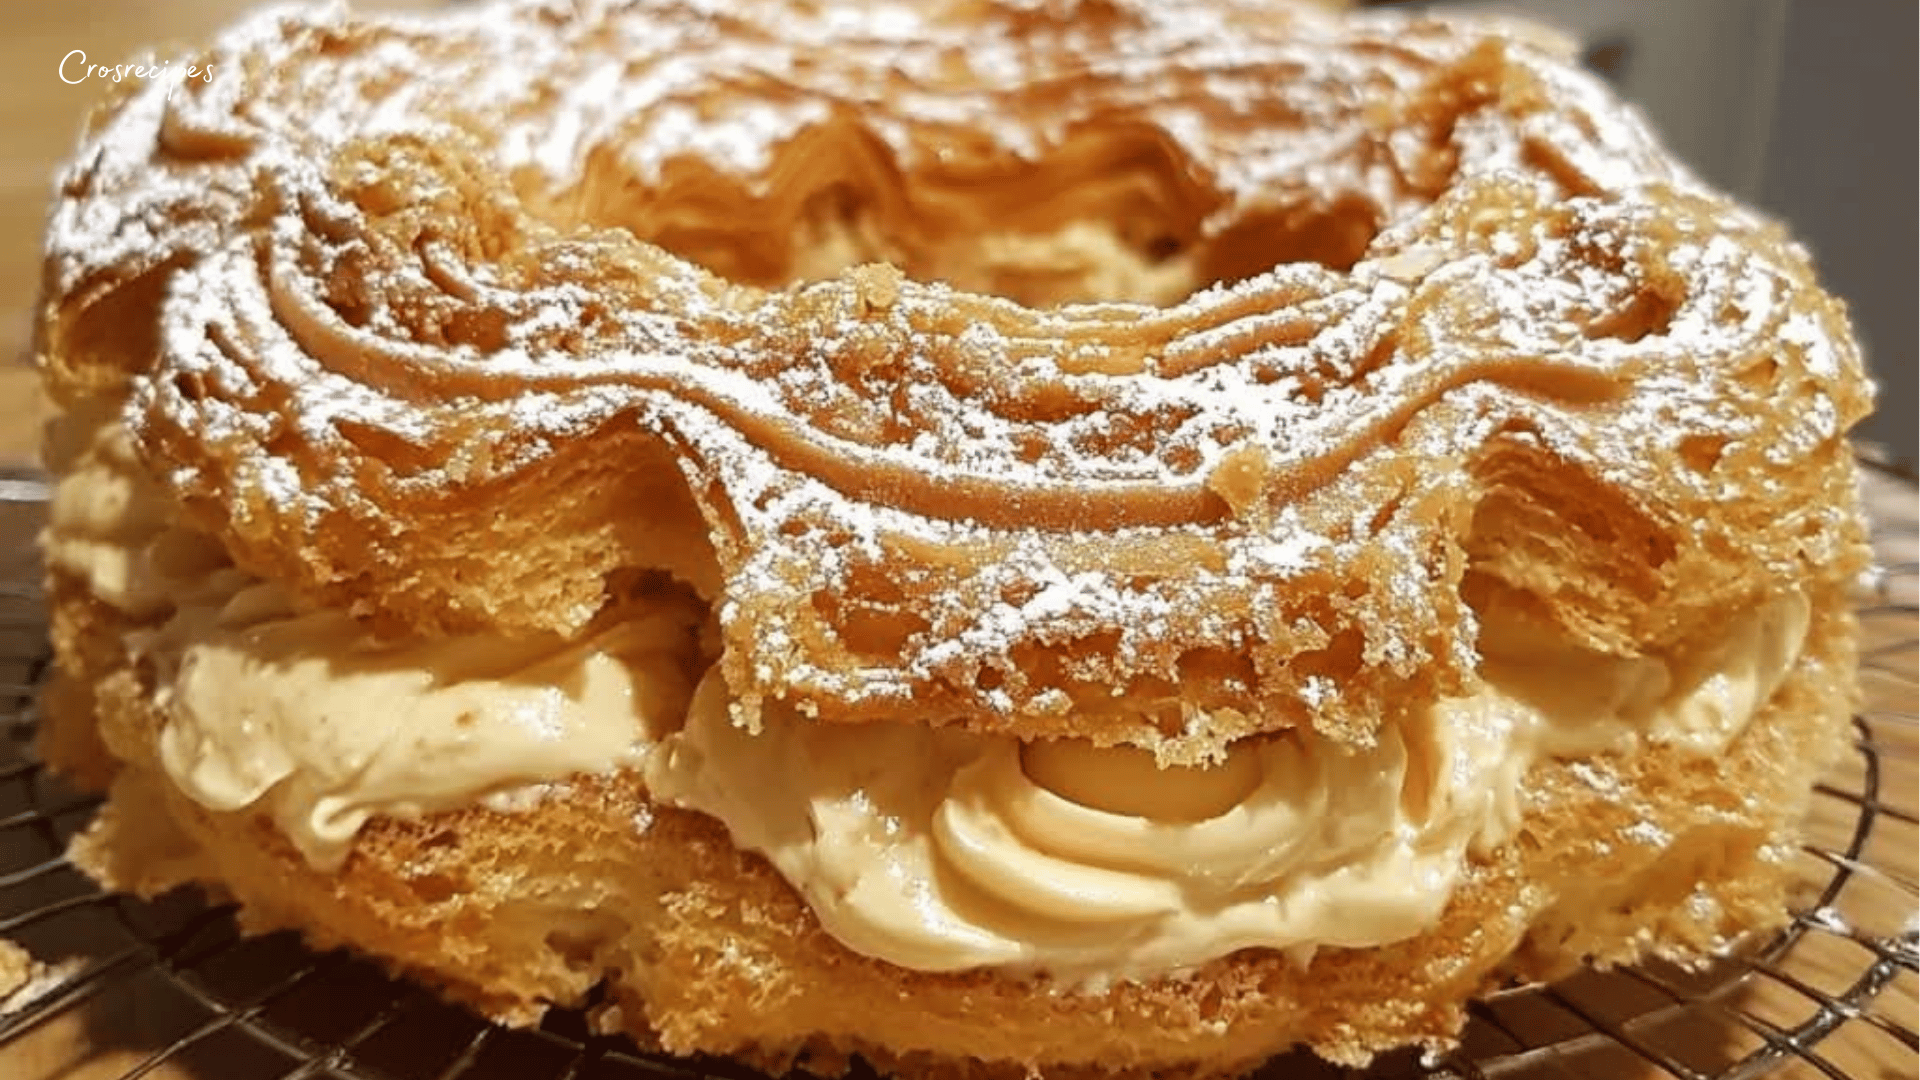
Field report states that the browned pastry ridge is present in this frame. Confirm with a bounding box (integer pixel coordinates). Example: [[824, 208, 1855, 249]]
[[32, 0, 1873, 1076]]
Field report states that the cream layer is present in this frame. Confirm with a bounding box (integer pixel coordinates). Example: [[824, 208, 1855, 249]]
[[44, 411, 1808, 978], [644, 592, 1807, 982], [44, 412, 699, 869]]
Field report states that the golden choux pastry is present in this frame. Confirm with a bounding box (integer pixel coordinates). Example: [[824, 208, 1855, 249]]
[[34, 0, 1873, 1076]]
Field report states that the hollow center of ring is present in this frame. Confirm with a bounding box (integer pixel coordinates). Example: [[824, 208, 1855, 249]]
[[554, 128, 1384, 307]]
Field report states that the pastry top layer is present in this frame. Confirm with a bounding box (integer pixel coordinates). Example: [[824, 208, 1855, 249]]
[[38, 0, 1872, 753]]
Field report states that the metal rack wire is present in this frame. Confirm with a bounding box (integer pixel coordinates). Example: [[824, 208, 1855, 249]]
[[0, 463, 1913, 1080]]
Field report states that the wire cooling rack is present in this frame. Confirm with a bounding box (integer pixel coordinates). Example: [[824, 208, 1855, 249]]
[[0, 463, 1912, 1080]]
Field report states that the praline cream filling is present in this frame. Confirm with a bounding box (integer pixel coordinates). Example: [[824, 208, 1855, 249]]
[[46, 413, 1811, 980], [44, 415, 700, 870], [642, 592, 1809, 981], [145, 584, 698, 869]]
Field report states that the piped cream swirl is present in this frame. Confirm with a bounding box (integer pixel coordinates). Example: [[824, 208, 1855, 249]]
[[647, 591, 1811, 982], [143, 580, 700, 869]]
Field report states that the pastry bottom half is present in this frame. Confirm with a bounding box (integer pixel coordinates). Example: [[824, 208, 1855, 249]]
[[39, 571, 1856, 1078]]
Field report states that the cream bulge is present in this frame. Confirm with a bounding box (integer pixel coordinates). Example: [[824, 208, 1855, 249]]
[[44, 414, 699, 869], [644, 592, 1809, 982], [47, 412, 1810, 978]]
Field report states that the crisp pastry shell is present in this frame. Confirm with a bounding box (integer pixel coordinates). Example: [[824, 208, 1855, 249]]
[[35, 0, 1876, 758]]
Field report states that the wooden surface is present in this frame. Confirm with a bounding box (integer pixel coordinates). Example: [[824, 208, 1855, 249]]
[[0, 3, 1913, 1079]]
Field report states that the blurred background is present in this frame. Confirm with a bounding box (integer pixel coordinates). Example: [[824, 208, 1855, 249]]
[[1, 0, 1913, 463]]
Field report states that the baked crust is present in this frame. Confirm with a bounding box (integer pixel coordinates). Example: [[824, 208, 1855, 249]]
[[32, 0, 1877, 1074], [35, 0, 1873, 753], [45, 568, 1859, 1075]]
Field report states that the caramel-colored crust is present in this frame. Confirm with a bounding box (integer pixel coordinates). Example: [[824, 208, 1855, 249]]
[[30, 0, 1879, 1074], [45, 570, 1858, 1076], [35, 0, 1874, 754]]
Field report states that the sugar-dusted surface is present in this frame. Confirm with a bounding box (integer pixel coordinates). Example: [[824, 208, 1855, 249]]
[[37, 0, 1874, 750]]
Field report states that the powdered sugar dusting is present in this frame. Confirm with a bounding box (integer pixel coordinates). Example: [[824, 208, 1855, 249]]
[[41, 0, 1873, 745]]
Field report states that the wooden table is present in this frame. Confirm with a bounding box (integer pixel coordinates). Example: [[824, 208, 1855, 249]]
[[0, 3, 1911, 1079]]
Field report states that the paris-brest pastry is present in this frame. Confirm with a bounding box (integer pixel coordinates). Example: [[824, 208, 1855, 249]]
[[35, 0, 1873, 1075]]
